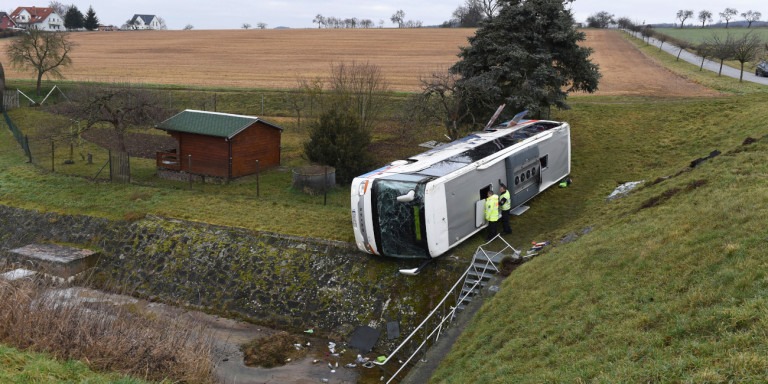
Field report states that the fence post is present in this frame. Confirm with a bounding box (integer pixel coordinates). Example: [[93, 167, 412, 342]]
[[24, 135, 31, 163], [50, 139, 54, 172], [324, 166, 328, 206], [255, 160, 260, 198], [188, 154, 193, 190]]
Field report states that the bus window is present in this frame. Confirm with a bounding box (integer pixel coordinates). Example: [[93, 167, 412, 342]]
[[479, 184, 493, 200]]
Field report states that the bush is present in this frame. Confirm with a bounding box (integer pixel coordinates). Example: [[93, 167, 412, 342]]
[[304, 108, 374, 183]]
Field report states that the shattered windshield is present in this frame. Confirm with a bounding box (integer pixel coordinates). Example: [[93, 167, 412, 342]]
[[372, 177, 429, 258]]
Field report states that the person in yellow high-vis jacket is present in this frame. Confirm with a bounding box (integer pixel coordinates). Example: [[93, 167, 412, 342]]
[[499, 183, 512, 235], [484, 189, 499, 240]]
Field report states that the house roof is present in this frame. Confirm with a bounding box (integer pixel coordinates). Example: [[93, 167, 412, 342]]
[[10, 7, 55, 24], [130, 14, 156, 25], [156, 110, 282, 139]]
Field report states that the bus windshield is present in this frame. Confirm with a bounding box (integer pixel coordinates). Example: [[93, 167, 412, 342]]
[[372, 177, 429, 258]]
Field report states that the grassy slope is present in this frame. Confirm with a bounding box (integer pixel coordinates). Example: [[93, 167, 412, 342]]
[[0, 345, 149, 384], [430, 35, 768, 382]]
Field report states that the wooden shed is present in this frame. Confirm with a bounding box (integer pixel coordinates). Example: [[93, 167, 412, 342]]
[[155, 110, 282, 179]]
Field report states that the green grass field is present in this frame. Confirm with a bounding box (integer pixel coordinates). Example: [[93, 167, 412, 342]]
[[429, 36, 768, 383], [0, 345, 152, 384], [3, 29, 768, 383], [656, 27, 768, 44]]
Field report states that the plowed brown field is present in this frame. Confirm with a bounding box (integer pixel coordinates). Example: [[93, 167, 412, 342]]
[[1, 29, 716, 96]]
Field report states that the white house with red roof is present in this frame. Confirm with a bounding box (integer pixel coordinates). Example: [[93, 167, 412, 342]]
[[10, 6, 63, 31]]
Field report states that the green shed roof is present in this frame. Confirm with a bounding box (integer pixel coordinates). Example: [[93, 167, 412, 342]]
[[156, 110, 282, 139]]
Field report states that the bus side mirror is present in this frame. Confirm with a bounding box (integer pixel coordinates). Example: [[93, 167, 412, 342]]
[[396, 190, 415, 203]]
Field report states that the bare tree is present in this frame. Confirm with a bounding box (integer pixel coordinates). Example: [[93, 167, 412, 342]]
[[450, 0, 485, 27], [478, 0, 500, 20], [676, 10, 693, 28], [616, 17, 634, 30], [48, 1, 68, 18], [641, 26, 655, 45], [256, 22, 267, 29], [284, 78, 321, 131], [0, 62, 5, 112], [674, 38, 692, 61], [313, 14, 325, 28], [327, 61, 388, 132], [156, 16, 167, 30], [391, 10, 405, 28], [731, 32, 762, 81], [298, 76, 324, 117], [706, 33, 736, 76], [6, 29, 74, 96], [741, 10, 762, 28], [587, 11, 614, 28], [183, 24, 194, 30], [719, 8, 738, 28], [54, 85, 174, 153], [242, 23, 251, 29], [656, 32, 669, 51], [695, 43, 713, 71], [698, 10, 712, 28], [414, 69, 474, 140], [404, 20, 423, 28]]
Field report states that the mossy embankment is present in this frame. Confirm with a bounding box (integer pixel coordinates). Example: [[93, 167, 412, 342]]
[[0, 204, 466, 340]]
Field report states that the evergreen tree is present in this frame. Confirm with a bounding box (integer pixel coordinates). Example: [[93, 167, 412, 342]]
[[451, 0, 600, 121], [84, 6, 99, 31], [304, 108, 372, 183], [64, 6, 84, 30]]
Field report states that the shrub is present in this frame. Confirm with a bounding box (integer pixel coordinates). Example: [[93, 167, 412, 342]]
[[304, 108, 374, 183]]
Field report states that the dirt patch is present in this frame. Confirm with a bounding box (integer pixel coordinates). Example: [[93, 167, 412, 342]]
[[640, 179, 708, 210], [581, 30, 720, 97], [81, 128, 176, 159]]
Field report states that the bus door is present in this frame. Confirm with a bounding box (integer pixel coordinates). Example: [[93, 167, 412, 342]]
[[505, 146, 541, 207]]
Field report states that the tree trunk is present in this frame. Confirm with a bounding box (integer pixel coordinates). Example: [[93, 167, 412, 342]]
[[36, 71, 44, 96], [740, 63, 744, 82]]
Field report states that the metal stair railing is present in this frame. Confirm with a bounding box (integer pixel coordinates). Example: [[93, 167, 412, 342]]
[[374, 235, 518, 383]]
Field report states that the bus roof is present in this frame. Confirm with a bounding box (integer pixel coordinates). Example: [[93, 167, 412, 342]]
[[375, 120, 564, 180]]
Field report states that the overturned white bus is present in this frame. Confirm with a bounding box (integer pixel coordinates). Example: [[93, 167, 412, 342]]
[[351, 118, 571, 259]]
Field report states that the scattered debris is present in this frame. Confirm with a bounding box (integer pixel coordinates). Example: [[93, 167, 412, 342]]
[[349, 326, 380, 353], [607, 181, 645, 201], [525, 241, 549, 257]]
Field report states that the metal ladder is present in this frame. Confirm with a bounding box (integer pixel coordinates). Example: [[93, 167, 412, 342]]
[[374, 235, 520, 383], [456, 235, 520, 313]]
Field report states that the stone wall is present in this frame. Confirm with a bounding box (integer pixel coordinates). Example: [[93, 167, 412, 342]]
[[0, 205, 465, 338]]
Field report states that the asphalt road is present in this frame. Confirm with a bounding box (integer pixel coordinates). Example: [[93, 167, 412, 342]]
[[625, 30, 768, 86]]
